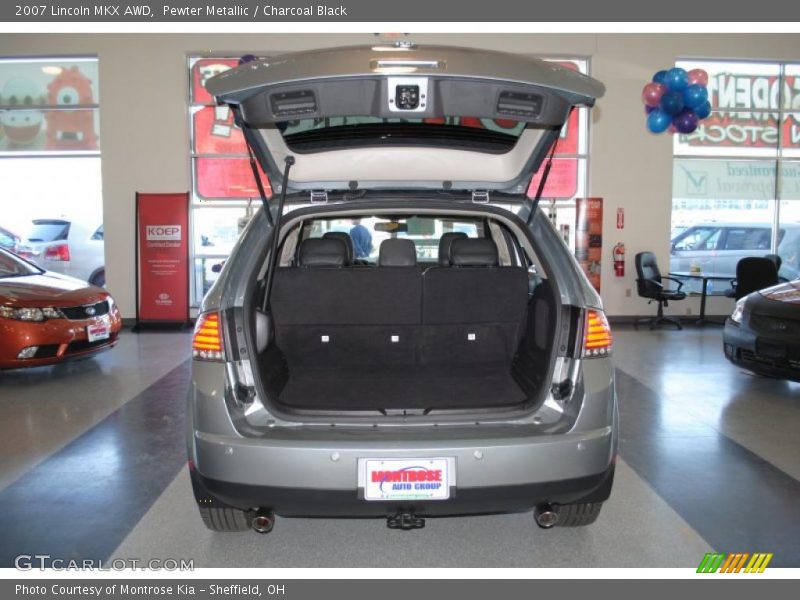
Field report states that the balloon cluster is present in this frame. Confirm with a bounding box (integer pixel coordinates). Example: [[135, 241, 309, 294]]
[[641, 67, 711, 134]]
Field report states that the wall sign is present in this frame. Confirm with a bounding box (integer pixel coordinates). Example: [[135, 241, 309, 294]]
[[135, 192, 190, 328]]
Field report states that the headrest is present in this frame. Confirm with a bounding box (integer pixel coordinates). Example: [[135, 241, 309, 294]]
[[378, 238, 417, 267], [322, 231, 354, 265], [438, 232, 468, 266], [450, 238, 499, 267], [299, 238, 347, 267]]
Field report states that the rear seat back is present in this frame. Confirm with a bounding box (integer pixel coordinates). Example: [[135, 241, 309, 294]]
[[271, 237, 528, 370], [422, 238, 529, 365], [271, 238, 422, 366]]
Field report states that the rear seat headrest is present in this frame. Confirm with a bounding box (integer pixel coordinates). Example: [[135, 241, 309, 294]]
[[450, 238, 499, 267], [299, 238, 348, 268], [378, 238, 417, 267], [438, 232, 468, 266], [322, 231, 354, 266]]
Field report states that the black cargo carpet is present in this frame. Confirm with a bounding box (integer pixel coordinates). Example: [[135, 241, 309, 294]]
[[278, 365, 526, 411]]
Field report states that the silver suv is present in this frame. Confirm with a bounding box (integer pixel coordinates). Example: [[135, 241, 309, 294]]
[[187, 45, 617, 534], [670, 222, 800, 281]]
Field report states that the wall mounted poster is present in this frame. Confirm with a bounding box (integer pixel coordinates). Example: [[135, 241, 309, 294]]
[[575, 197, 603, 293], [135, 192, 190, 328]]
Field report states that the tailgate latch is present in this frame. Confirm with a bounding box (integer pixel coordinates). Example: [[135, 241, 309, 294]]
[[310, 190, 328, 203], [472, 190, 490, 203]]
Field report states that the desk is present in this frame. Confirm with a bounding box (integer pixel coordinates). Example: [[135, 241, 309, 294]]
[[669, 272, 732, 325]]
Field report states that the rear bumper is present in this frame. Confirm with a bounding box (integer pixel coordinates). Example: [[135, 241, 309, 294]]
[[191, 462, 615, 517]]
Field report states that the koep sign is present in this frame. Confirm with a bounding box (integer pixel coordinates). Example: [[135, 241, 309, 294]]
[[146, 225, 182, 241], [135, 193, 190, 328]]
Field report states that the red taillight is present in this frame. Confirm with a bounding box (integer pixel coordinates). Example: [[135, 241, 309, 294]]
[[192, 312, 225, 361], [44, 243, 70, 261], [583, 309, 613, 357]]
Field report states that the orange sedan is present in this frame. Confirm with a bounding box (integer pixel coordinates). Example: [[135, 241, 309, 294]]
[[0, 247, 122, 369]]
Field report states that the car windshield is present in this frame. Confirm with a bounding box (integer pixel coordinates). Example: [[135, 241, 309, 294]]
[[304, 215, 484, 262], [0, 249, 42, 278]]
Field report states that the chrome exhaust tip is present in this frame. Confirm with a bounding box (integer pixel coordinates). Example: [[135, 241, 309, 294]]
[[252, 510, 275, 534], [534, 504, 559, 529]]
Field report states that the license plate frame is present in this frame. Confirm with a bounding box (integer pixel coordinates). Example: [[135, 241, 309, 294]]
[[358, 457, 455, 502], [86, 320, 110, 343]]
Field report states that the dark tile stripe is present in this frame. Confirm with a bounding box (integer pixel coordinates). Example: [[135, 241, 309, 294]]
[[616, 368, 800, 567], [0, 360, 190, 567]]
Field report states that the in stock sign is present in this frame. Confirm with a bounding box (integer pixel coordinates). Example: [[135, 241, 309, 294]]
[[683, 70, 800, 149]]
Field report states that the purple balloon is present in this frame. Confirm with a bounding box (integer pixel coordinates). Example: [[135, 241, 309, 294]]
[[673, 109, 699, 134], [645, 105, 657, 114]]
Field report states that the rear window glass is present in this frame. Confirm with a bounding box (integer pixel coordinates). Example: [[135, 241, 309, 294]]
[[280, 117, 525, 154], [26, 220, 70, 242], [306, 216, 483, 263]]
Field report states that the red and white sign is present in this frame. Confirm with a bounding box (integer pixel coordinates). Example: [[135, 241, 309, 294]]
[[616, 207, 624, 229], [360, 458, 452, 501], [683, 71, 800, 149], [136, 192, 190, 325]]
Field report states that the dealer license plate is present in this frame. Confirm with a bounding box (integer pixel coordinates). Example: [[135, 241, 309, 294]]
[[360, 458, 453, 501], [87, 320, 110, 343]]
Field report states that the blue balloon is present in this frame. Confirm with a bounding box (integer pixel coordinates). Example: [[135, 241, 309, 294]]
[[664, 67, 689, 91], [683, 84, 709, 110], [660, 90, 685, 116], [647, 108, 672, 134], [652, 70, 668, 85], [695, 100, 712, 120]]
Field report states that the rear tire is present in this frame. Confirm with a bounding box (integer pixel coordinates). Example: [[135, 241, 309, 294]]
[[89, 269, 106, 288], [554, 502, 603, 527], [198, 506, 253, 532]]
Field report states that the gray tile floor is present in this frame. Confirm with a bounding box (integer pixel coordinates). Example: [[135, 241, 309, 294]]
[[0, 331, 190, 490], [1, 325, 798, 567]]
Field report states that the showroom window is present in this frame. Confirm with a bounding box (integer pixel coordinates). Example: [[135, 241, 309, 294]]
[[0, 56, 104, 286], [187, 56, 590, 303], [530, 58, 591, 250], [671, 60, 800, 286]]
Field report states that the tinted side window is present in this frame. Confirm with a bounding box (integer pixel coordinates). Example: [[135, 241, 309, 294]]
[[91, 225, 104, 241], [722, 227, 771, 251], [673, 227, 721, 251]]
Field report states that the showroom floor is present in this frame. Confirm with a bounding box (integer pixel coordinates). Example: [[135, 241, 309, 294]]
[[0, 326, 798, 568]]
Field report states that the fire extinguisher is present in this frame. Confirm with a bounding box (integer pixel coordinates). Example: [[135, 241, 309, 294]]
[[613, 243, 625, 277]]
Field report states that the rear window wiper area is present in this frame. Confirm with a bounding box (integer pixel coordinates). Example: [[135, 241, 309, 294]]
[[282, 123, 521, 155]]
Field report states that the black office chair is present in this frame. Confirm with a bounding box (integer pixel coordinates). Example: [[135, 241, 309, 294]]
[[724, 256, 779, 300], [634, 251, 687, 330]]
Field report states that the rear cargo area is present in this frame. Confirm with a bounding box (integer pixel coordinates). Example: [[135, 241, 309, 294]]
[[257, 236, 557, 414]]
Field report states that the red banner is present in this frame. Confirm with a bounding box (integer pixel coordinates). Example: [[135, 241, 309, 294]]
[[575, 197, 603, 293], [136, 192, 190, 325]]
